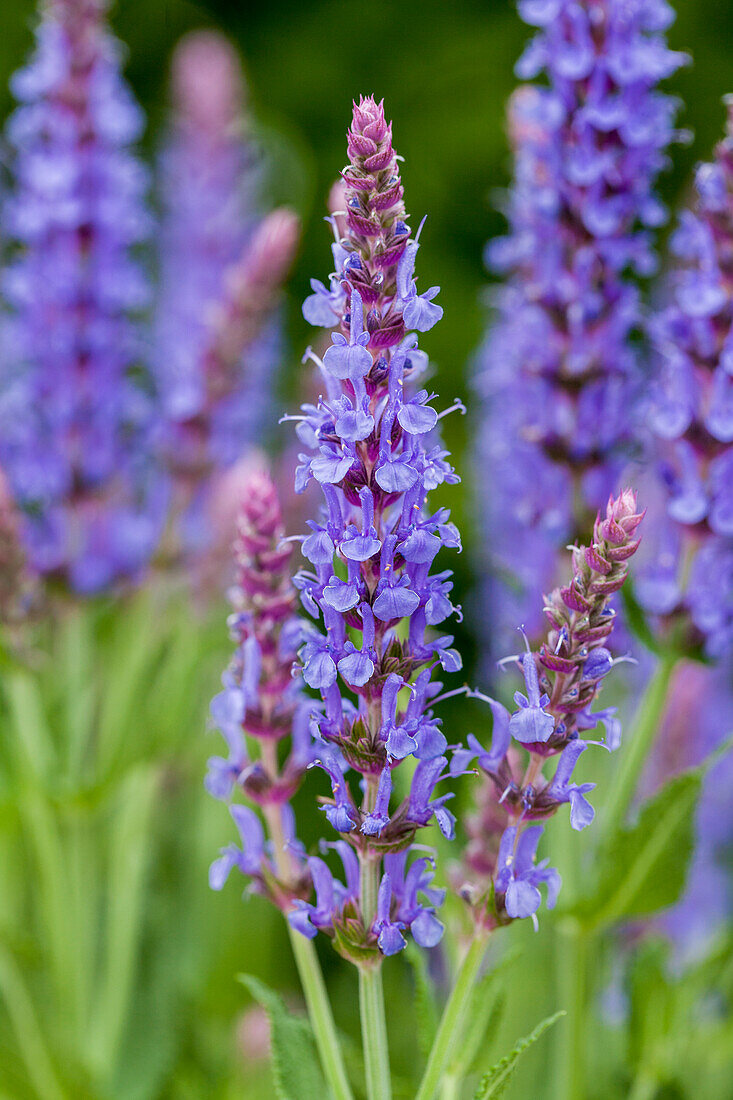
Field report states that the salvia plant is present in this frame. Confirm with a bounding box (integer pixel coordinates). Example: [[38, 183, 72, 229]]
[[206, 94, 705, 1100], [0, 1, 731, 1099]]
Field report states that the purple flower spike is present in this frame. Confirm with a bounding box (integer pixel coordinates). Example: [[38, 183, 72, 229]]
[[289, 98, 461, 959], [0, 0, 161, 590], [473, 0, 686, 657], [640, 98, 733, 658], [457, 492, 644, 929], [206, 467, 315, 913]]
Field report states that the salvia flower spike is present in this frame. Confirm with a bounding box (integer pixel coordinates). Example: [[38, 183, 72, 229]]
[[291, 96, 460, 961], [0, 0, 159, 591], [208, 466, 314, 908], [459, 491, 644, 928], [474, 0, 686, 654], [639, 97, 733, 659]]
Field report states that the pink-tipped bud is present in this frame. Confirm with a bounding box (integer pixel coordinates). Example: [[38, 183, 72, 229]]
[[170, 30, 245, 134], [237, 208, 300, 292], [347, 96, 394, 166], [596, 491, 645, 546], [205, 209, 300, 397]]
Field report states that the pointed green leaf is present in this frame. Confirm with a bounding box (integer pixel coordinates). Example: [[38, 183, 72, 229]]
[[89, 765, 159, 1076], [4, 670, 56, 781], [579, 769, 701, 931], [239, 974, 327, 1100], [473, 1011, 565, 1099]]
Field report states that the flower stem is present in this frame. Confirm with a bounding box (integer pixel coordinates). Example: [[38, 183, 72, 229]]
[[359, 961, 392, 1100], [603, 651, 678, 828], [264, 801, 354, 1100], [415, 931, 490, 1100], [287, 927, 355, 1100], [358, 846, 391, 1100]]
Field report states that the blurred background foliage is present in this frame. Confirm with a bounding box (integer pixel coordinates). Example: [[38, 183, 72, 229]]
[[0, 1, 732, 1098]]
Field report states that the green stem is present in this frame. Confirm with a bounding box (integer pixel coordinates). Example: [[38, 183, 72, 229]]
[[415, 931, 490, 1100], [359, 962, 391, 1100], [287, 928, 355, 1100], [603, 651, 679, 829], [358, 849, 391, 1100], [554, 918, 587, 1100], [263, 800, 354, 1100]]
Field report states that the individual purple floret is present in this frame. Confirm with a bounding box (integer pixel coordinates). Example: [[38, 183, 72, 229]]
[[638, 97, 733, 659], [289, 845, 446, 959], [473, 0, 686, 656], [155, 31, 296, 548], [0, 0, 160, 591], [208, 466, 313, 907], [457, 491, 645, 927], [286, 96, 463, 960]]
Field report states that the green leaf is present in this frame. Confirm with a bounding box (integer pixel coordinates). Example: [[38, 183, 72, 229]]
[[88, 765, 159, 1078], [406, 946, 440, 1060], [627, 938, 674, 1072], [3, 670, 56, 782], [579, 769, 701, 931], [472, 1011, 565, 1099], [239, 974, 327, 1100], [0, 944, 66, 1100]]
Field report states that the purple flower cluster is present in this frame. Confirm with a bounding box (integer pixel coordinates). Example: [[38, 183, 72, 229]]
[[155, 32, 293, 545], [207, 467, 313, 907], [638, 98, 733, 658], [287, 96, 462, 958], [458, 491, 645, 925], [474, 0, 685, 654], [0, 0, 159, 591]]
